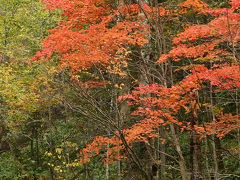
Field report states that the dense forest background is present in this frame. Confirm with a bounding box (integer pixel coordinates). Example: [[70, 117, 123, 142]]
[[0, 0, 239, 179]]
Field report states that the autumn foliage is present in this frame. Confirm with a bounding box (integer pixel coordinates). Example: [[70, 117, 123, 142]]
[[33, 0, 149, 72], [31, 0, 240, 179]]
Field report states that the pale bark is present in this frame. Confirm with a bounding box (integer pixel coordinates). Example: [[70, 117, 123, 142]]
[[170, 124, 189, 180], [210, 84, 219, 180]]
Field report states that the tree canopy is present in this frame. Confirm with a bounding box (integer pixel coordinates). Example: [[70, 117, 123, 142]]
[[0, 0, 239, 179]]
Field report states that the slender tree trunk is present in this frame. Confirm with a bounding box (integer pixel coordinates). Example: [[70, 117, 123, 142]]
[[159, 127, 166, 179], [170, 124, 189, 180], [204, 139, 211, 180], [210, 84, 219, 180], [168, 54, 188, 180], [190, 131, 202, 180], [236, 90, 240, 164], [117, 156, 121, 180], [190, 97, 202, 180], [106, 132, 110, 180]]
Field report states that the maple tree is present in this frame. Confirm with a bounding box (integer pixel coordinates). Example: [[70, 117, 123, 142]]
[[33, 0, 149, 72]]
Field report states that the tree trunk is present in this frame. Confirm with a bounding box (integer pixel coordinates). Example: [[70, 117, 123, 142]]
[[159, 127, 166, 179], [190, 98, 202, 180], [190, 131, 202, 180], [170, 124, 189, 180], [106, 130, 110, 180]]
